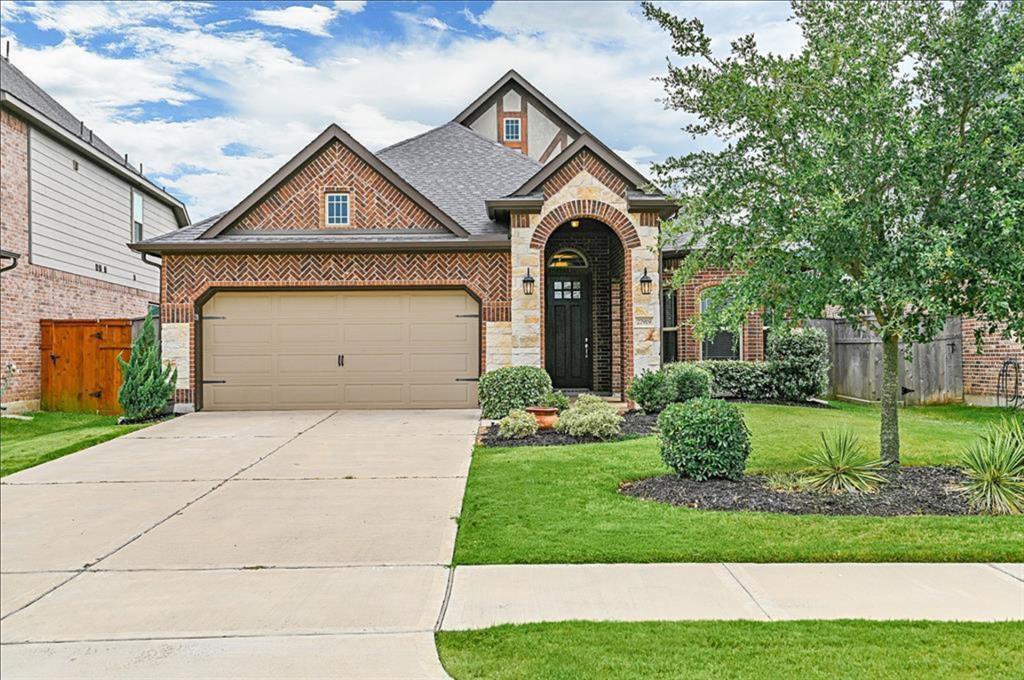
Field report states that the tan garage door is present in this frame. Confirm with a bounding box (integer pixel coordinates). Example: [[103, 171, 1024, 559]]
[[201, 290, 479, 410]]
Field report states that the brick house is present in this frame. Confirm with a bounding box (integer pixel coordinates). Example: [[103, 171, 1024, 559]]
[[129, 69, 1016, 412], [0, 57, 189, 412]]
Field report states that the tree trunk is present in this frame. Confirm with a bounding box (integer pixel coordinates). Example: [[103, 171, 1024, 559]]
[[880, 333, 901, 467]]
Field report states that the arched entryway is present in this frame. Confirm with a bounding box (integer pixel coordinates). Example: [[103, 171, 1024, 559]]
[[543, 218, 627, 394]]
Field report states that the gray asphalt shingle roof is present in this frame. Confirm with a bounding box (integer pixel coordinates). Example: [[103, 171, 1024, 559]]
[[377, 122, 541, 236]]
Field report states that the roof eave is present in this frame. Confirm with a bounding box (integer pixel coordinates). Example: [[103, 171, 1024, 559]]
[[0, 91, 190, 227], [484, 197, 544, 220], [130, 236, 511, 255], [626, 195, 679, 219]]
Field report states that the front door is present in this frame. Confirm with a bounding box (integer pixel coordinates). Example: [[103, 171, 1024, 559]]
[[545, 275, 591, 388]]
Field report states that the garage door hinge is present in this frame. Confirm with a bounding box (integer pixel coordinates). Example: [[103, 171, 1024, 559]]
[[455, 314, 479, 318], [202, 380, 227, 384], [455, 377, 480, 382]]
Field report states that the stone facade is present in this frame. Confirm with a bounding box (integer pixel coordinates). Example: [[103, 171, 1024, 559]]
[[509, 158, 662, 393], [0, 109, 157, 412]]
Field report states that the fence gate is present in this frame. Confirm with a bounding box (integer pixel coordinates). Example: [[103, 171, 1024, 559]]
[[40, 319, 134, 415], [809, 317, 963, 406]]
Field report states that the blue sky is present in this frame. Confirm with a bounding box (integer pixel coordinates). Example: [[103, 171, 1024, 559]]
[[0, 1, 800, 220]]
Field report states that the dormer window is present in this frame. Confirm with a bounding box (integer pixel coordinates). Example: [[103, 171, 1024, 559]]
[[503, 117, 521, 142], [326, 192, 350, 226]]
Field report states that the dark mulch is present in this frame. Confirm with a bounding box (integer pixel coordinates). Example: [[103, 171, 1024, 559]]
[[621, 466, 973, 516], [482, 410, 657, 448]]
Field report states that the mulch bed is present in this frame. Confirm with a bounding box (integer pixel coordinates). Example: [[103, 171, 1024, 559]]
[[481, 410, 657, 447], [621, 466, 973, 516]]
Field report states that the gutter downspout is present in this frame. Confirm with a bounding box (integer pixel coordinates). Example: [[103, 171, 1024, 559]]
[[140, 252, 161, 268], [0, 251, 20, 273]]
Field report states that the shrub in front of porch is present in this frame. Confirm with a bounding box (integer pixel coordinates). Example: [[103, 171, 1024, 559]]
[[627, 370, 675, 414], [658, 398, 751, 480], [556, 394, 623, 439], [663, 363, 713, 402], [498, 409, 540, 439], [479, 366, 553, 419]]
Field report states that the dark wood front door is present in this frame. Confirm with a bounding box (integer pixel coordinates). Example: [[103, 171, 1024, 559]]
[[545, 274, 591, 388]]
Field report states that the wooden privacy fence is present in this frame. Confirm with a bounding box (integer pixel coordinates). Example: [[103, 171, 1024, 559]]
[[40, 318, 137, 415], [807, 317, 963, 406]]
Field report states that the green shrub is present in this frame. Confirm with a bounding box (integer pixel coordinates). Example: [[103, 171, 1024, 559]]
[[627, 370, 675, 414], [658, 398, 751, 480], [800, 429, 887, 493], [695, 360, 775, 400], [556, 394, 623, 439], [498, 409, 539, 439], [959, 418, 1024, 515], [768, 326, 830, 401], [117, 311, 176, 422], [663, 363, 713, 402], [537, 390, 571, 413], [478, 366, 552, 419]]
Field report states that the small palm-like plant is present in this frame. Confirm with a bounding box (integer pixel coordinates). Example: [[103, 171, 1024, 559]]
[[959, 418, 1024, 515], [800, 429, 887, 493]]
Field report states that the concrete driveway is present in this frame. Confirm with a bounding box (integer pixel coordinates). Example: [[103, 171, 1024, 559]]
[[1, 409, 479, 679]]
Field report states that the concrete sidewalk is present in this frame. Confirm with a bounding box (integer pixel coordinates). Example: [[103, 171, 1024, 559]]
[[440, 562, 1024, 630]]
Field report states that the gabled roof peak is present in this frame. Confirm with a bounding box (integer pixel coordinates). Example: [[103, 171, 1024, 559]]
[[510, 133, 654, 197], [453, 69, 589, 138]]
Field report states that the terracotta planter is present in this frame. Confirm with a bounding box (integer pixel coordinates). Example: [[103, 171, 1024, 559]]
[[526, 406, 559, 430]]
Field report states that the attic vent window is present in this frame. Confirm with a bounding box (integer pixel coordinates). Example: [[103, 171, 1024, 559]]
[[326, 193, 350, 226], [503, 117, 521, 142]]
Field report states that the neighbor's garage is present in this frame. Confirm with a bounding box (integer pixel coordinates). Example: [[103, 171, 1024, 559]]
[[200, 290, 479, 410]]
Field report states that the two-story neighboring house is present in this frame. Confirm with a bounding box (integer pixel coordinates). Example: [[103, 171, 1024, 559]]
[[0, 56, 190, 412]]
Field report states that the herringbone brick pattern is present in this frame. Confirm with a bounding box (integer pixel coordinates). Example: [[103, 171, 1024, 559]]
[[543, 149, 629, 198], [231, 140, 445, 232]]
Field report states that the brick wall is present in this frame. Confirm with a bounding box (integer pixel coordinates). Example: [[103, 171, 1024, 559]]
[[962, 319, 1024, 399], [232, 140, 445, 232], [160, 251, 511, 406], [0, 110, 156, 409], [663, 259, 764, 362]]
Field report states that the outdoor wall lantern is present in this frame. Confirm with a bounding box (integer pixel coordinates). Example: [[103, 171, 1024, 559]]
[[639, 268, 653, 295], [522, 268, 536, 295]]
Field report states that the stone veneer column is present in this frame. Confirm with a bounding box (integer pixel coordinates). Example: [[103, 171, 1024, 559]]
[[510, 222, 543, 366], [630, 215, 661, 378]]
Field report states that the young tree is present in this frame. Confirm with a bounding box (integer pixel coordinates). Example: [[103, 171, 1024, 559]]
[[644, 0, 1024, 465], [118, 311, 176, 422]]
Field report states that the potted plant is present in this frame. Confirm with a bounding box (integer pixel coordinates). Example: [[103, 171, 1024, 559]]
[[526, 391, 570, 430]]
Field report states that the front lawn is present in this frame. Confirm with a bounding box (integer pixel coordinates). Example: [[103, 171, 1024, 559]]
[[0, 412, 153, 477], [436, 620, 1024, 680], [453, 402, 1024, 563]]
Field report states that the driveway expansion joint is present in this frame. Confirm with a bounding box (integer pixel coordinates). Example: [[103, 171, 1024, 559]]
[[722, 562, 774, 621]]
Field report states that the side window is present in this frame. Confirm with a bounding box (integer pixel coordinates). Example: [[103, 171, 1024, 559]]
[[503, 117, 521, 142], [662, 288, 678, 364], [131, 190, 144, 242], [325, 193, 350, 226], [700, 289, 741, 360]]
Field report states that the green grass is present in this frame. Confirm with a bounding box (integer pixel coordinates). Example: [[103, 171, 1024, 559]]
[[437, 620, 1024, 680], [454, 402, 1024, 563], [0, 412, 153, 476]]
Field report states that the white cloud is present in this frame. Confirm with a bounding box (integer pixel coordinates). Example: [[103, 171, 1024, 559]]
[[250, 4, 339, 37], [2, 0, 799, 220], [249, 1, 366, 36], [10, 1, 207, 37]]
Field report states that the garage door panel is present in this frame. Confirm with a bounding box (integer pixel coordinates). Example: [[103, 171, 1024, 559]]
[[409, 353, 473, 373], [277, 323, 338, 344], [202, 290, 479, 410]]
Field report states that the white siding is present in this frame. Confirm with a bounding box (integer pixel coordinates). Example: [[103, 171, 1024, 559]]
[[29, 127, 177, 293], [469, 103, 497, 141], [527, 101, 561, 161]]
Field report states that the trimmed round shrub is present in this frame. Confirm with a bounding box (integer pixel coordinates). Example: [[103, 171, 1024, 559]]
[[663, 363, 713, 402], [767, 327, 829, 402], [498, 409, 539, 439], [478, 366, 552, 419], [627, 370, 675, 414], [556, 394, 623, 439], [658, 398, 751, 480], [538, 390, 571, 413]]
